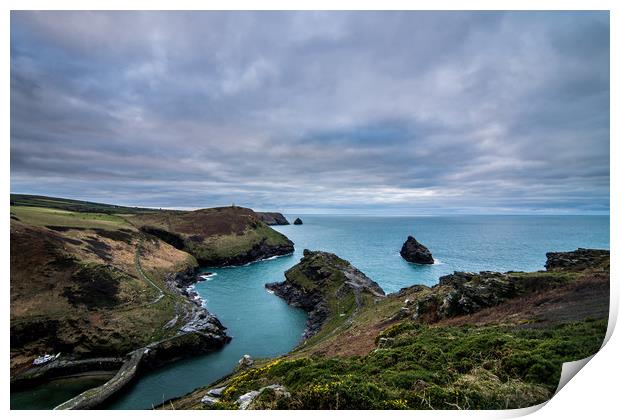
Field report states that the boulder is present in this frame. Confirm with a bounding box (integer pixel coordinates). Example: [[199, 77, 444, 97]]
[[293, 218, 303, 225], [400, 236, 434, 264], [235, 384, 290, 409], [237, 354, 254, 370], [207, 386, 227, 397], [236, 390, 260, 409], [200, 395, 219, 405]]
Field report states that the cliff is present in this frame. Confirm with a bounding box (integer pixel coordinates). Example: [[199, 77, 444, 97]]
[[256, 212, 290, 226], [129, 206, 294, 266], [9, 197, 245, 407], [164, 248, 609, 410], [266, 250, 385, 340]]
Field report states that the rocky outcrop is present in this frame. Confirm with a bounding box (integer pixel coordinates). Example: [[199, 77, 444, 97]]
[[266, 250, 385, 339], [208, 238, 294, 267], [293, 218, 303, 225], [237, 354, 254, 370], [236, 384, 290, 409], [400, 236, 434, 264], [545, 248, 609, 271], [406, 248, 609, 323], [256, 212, 290, 225]]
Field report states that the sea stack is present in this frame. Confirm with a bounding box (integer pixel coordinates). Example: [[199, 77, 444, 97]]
[[400, 236, 434, 264], [293, 218, 303, 225]]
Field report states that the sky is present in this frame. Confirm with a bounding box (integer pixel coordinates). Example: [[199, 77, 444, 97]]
[[10, 11, 610, 214]]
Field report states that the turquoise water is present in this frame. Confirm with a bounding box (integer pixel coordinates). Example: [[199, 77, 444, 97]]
[[13, 215, 609, 409]]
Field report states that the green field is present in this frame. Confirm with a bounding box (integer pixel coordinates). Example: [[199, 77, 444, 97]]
[[10, 205, 131, 230], [10, 194, 158, 214]]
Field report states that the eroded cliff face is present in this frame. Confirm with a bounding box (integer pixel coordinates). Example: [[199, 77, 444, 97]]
[[131, 206, 294, 267], [545, 248, 609, 271], [256, 212, 290, 226]]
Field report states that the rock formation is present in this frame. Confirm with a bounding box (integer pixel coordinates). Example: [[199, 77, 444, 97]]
[[266, 250, 385, 339], [545, 248, 609, 271], [400, 235, 434, 264], [293, 218, 303, 225], [256, 212, 290, 225]]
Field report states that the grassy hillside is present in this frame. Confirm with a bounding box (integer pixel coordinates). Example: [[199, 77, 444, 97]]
[[128, 206, 294, 266], [10, 203, 199, 374], [10, 194, 159, 214], [163, 249, 609, 410], [10, 195, 295, 377]]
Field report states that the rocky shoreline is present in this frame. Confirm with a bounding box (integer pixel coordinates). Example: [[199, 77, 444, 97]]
[[266, 249, 385, 339], [13, 265, 231, 410], [202, 238, 295, 267]]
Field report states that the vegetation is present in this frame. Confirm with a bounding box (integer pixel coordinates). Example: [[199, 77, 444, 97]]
[[183, 319, 605, 410], [10, 194, 294, 379], [129, 206, 294, 266], [10, 194, 159, 214], [10, 202, 196, 372], [165, 249, 609, 410]]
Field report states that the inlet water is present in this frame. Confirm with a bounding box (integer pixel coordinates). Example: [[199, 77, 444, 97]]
[[13, 215, 609, 409]]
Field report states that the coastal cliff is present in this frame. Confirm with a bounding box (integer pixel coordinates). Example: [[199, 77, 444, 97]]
[[164, 248, 609, 410], [10, 195, 300, 408], [266, 250, 385, 339], [129, 206, 294, 266], [256, 212, 290, 226]]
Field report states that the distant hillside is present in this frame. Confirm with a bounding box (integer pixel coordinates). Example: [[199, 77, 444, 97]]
[[10, 194, 160, 214], [129, 206, 294, 266], [10, 195, 294, 386]]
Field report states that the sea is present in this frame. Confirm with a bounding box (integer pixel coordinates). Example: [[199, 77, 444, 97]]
[[10, 215, 609, 409]]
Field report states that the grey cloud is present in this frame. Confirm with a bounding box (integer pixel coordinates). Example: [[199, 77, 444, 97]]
[[10, 11, 609, 214]]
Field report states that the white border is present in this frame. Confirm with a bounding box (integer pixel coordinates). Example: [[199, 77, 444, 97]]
[[3, 2, 616, 420]]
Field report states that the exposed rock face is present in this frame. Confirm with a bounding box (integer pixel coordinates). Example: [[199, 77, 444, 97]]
[[409, 248, 609, 323], [200, 395, 219, 405], [212, 238, 294, 267], [256, 212, 290, 225], [236, 384, 290, 409], [293, 218, 303, 225], [400, 236, 434, 264], [207, 386, 227, 397], [166, 266, 200, 289], [132, 206, 295, 267], [266, 250, 385, 339], [237, 354, 254, 370], [237, 390, 260, 409], [545, 248, 609, 271]]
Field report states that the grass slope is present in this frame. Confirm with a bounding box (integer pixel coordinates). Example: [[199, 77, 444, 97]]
[[10, 204, 197, 374], [10, 194, 159, 214], [128, 206, 294, 266], [164, 251, 609, 410]]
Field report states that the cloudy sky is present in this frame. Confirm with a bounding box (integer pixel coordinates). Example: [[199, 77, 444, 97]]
[[10, 11, 609, 214]]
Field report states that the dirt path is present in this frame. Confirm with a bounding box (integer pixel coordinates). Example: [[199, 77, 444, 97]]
[[134, 238, 165, 305]]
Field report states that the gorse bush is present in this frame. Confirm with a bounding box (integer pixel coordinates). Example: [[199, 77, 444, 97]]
[[212, 319, 606, 409]]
